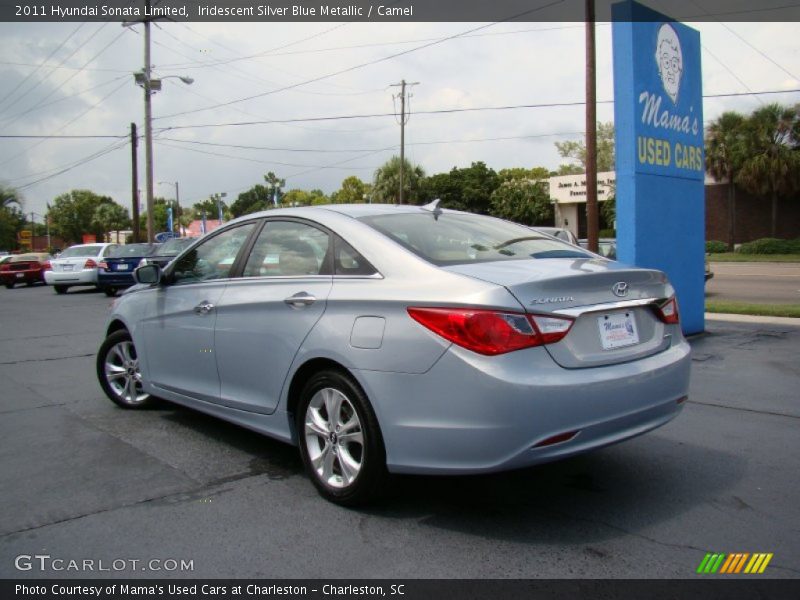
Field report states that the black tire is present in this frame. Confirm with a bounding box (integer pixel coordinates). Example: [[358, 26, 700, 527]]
[[103, 287, 117, 297], [296, 369, 388, 506], [54, 285, 68, 294], [4, 282, 13, 289], [96, 329, 154, 409]]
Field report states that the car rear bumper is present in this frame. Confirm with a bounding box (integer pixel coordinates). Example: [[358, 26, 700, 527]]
[[97, 272, 136, 287], [1, 270, 43, 284], [352, 338, 691, 475], [45, 269, 98, 286]]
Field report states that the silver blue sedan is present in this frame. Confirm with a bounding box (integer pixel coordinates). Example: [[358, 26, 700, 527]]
[[96, 204, 690, 505]]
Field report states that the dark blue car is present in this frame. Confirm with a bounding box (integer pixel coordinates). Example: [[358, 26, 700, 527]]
[[98, 243, 160, 297]]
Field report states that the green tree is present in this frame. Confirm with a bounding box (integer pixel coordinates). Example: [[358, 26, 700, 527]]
[[193, 196, 229, 221], [230, 185, 271, 217], [555, 163, 585, 176], [140, 198, 171, 234], [554, 122, 615, 172], [421, 162, 500, 214], [0, 185, 23, 210], [736, 103, 800, 237], [0, 205, 25, 251], [48, 189, 114, 244], [489, 179, 553, 225], [264, 171, 286, 205], [498, 167, 550, 183], [705, 111, 748, 250], [92, 203, 131, 242], [372, 156, 426, 204], [330, 176, 370, 204]]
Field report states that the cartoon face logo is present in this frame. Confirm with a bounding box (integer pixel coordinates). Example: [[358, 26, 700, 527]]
[[656, 23, 683, 104]]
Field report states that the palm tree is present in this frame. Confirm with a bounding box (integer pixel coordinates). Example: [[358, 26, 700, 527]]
[[736, 104, 800, 237], [372, 156, 425, 204], [0, 185, 22, 210], [705, 112, 747, 250]]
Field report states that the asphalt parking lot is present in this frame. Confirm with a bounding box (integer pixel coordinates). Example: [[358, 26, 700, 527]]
[[0, 283, 798, 579]]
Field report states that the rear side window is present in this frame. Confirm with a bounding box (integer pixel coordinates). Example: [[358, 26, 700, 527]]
[[359, 213, 590, 266], [334, 237, 377, 276]]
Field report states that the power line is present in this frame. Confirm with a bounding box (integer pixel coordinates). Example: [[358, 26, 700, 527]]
[[0, 75, 130, 125], [152, 88, 800, 133], [0, 78, 130, 168], [154, 140, 383, 170], [0, 22, 86, 109], [153, 0, 567, 122], [160, 23, 590, 70]]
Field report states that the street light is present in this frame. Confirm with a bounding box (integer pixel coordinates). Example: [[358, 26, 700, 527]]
[[133, 65, 193, 243]]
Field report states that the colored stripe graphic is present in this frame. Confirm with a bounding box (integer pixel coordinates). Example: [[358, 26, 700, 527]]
[[700, 552, 773, 574]]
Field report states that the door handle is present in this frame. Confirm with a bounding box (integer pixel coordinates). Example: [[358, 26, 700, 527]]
[[284, 292, 316, 308], [194, 301, 215, 315]]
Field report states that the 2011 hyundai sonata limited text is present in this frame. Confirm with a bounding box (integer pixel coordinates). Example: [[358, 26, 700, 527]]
[[96, 204, 691, 505]]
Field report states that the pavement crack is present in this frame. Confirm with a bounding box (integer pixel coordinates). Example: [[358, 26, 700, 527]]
[[0, 353, 94, 365], [0, 402, 67, 415], [687, 400, 800, 420]]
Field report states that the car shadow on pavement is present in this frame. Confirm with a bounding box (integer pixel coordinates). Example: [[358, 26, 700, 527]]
[[157, 400, 745, 546], [364, 434, 746, 544]]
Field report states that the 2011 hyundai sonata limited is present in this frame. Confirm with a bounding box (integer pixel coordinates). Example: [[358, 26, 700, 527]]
[[96, 204, 691, 505]]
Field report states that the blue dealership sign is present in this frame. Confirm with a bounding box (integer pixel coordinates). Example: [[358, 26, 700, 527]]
[[613, 1, 705, 334]]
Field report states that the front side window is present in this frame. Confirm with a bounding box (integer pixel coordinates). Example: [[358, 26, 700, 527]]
[[243, 221, 329, 277], [171, 223, 255, 285]]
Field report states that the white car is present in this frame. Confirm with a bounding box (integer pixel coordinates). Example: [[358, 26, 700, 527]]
[[45, 243, 118, 294]]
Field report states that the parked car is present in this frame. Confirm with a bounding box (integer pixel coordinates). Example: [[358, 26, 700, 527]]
[[0, 252, 51, 288], [96, 205, 690, 505], [45, 243, 118, 294], [533, 226, 580, 246], [138, 237, 195, 269], [98, 243, 160, 297], [579, 238, 618, 260]]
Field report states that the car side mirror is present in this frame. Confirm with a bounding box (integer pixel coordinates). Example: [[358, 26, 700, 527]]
[[134, 264, 162, 285]]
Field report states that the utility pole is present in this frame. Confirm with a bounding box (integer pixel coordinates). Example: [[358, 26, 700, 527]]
[[143, 4, 155, 244], [130, 122, 140, 243], [174, 181, 181, 235], [29, 212, 35, 250], [390, 79, 419, 204], [585, 0, 599, 253]]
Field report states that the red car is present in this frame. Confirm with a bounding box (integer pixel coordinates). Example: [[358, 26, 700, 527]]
[[0, 253, 52, 288]]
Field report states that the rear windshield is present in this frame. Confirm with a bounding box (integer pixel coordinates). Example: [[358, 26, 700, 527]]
[[109, 244, 159, 258], [11, 254, 47, 263], [59, 245, 104, 258], [158, 238, 194, 256], [359, 213, 591, 265]]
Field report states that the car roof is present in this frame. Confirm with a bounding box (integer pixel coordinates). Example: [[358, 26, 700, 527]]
[[222, 204, 478, 226]]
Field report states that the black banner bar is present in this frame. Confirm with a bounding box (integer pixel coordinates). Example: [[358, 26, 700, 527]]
[[3, 579, 800, 600], [2, 0, 799, 23]]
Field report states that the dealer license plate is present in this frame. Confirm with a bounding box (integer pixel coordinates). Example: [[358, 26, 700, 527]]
[[116, 264, 129, 271], [62, 264, 73, 271], [597, 312, 639, 350], [16, 273, 23, 278]]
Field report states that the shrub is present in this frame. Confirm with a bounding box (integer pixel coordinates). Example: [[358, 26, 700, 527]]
[[599, 228, 616, 238], [736, 238, 800, 254], [705, 240, 728, 253]]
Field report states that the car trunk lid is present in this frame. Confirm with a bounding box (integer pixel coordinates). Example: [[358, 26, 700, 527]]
[[442, 258, 675, 368]]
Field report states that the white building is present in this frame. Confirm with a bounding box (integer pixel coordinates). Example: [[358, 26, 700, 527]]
[[549, 171, 616, 238]]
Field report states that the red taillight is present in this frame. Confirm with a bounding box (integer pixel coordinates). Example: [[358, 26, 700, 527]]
[[42, 261, 51, 271], [98, 261, 108, 270], [0, 264, 9, 272], [533, 430, 580, 448], [407, 307, 574, 356], [84, 258, 97, 269], [655, 297, 680, 324]]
